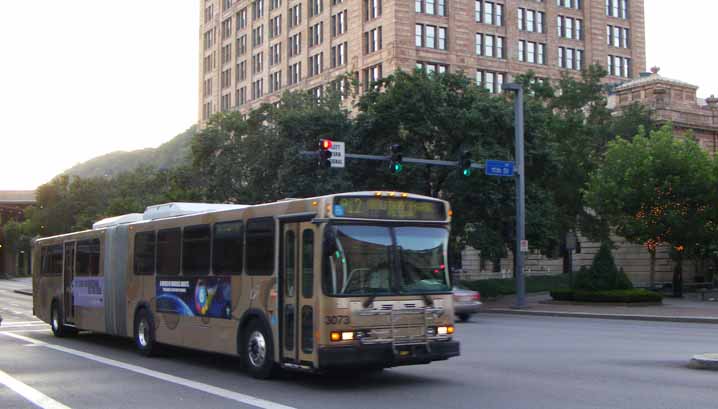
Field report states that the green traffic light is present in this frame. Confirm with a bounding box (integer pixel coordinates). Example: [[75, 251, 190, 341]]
[[393, 163, 403, 173], [463, 168, 471, 176]]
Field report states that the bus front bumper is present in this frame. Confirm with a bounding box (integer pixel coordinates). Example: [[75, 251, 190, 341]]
[[318, 340, 460, 369]]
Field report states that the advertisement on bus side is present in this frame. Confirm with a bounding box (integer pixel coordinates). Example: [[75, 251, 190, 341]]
[[156, 277, 232, 319], [72, 277, 104, 308]]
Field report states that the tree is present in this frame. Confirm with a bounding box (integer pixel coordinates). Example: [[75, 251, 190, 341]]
[[584, 125, 715, 294]]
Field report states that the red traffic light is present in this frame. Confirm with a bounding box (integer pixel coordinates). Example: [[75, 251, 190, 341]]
[[320, 139, 333, 150]]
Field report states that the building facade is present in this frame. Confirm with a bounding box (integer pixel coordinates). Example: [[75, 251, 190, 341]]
[[198, 0, 645, 123]]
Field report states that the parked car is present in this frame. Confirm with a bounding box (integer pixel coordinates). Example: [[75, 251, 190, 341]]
[[453, 286, 481, 322]]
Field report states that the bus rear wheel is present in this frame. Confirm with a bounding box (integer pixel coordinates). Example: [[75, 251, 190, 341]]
[[50, 301, 76, 338], [241, 320, 276, 379], [134, 309, 160, 357]]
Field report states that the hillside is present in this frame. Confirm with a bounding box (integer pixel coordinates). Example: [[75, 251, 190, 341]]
[[63, 126, 196, 179]]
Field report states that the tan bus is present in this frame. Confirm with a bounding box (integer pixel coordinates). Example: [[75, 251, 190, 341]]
[[32, 192, 460, 378]]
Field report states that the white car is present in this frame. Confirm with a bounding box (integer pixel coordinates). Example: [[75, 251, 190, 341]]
[[453, 286, 482, 322]]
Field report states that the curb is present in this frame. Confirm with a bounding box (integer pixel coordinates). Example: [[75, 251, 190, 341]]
[[13, 289, 32, 296], [484, 308, 718, 324]]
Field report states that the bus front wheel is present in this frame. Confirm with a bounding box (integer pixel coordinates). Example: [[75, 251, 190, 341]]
[[50, 301, 76, 338], [134, 309, 160, 357], [242, 320, 276, 379]]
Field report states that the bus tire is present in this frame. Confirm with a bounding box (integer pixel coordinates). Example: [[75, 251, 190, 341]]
[[241, 319, 276, 379], [134, 308, 160, 357], [50, 300, 76, 338]]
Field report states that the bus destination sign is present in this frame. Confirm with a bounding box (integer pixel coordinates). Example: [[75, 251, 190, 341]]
[[333, 196, 446, 221]]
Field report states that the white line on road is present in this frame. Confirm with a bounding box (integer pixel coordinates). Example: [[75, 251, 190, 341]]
[[0, 321, 43, 325], [1, 329, 51, 333], [0, 369, 72, 409], [2, 333, 297, 409], [1, 323, 47, 328]]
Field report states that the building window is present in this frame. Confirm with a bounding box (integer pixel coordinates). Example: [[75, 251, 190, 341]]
[[331, 10, 347, 37], [607, 25, 630, 48], [518, 8, 544, 33], [557, 16, 582, 40], [363, 64, 382, 90], [475, 33, 504, 59], [269, 42, 281, 66], [251, 78, 264, 99], [416, 0, 447, 16], [476, 70, 504, 94], [221, 18, 233, 40], [558, 47, 583, 70], [252, 0, 264, 20], [606, 0, 628, 19], [203, 29, 215, 50], [309, 22, 324, 47], [607, 55, 631, 78], [270, 15, 281, 38], [475, 1, 503, 26], [289, 33, 302, 57], [237, 35, 247, 55], [309, 0, 323, 17], [252, 52, 264, 74], [364, 0, 381, 21], [235, 87, 247, 106], [415, 24, 448, 50], [364, 27, 382, 54], [221, 44, 232, 65], [221, 93, 231, 112], [203, 78, 213, 97], [223, 0, 234, 11], [518, 40, 546, 65], [237, 8, 248, 30], [416, 61, 448, 74], [221, 68, 232, 89], [308, 53, 323, 77], [271, 0, 281, 10], [289, 4, 302, 28], [557, 0, 581, 9], [236, 60, 247, 82], [310, 85, 323, 101], [252, 25, 264, 47], [288, 62, 302, 85], [204, 4, 214, 24], [331, 42, 347, 67], [269, 70, 282, 93]]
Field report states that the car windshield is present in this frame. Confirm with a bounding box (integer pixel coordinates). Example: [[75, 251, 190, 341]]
[[324, 224, 450, 296]]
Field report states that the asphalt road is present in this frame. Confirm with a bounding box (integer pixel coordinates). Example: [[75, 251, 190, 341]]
[[2, 277, 717, 409]]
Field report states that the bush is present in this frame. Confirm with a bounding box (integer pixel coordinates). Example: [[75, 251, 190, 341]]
[[549, 289, 663, 303], [573, 242, 633, 291]]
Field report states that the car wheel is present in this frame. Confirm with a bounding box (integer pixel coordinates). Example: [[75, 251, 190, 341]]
[[457, 313, 470, 322], [241, 320, 276, 379], [134, 309, 160, 356]]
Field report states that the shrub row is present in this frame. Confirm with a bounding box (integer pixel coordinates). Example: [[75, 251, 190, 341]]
[[549, 288, 663, 303], [461, 274, 570, 298]]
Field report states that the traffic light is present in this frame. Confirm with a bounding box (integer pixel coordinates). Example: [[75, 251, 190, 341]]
[[389, 144, 403, 173], [318, 139, 333, 169], [460, 151, 472, 176]]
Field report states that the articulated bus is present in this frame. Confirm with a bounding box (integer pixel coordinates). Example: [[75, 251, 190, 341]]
[[32, 192, 460, 378]]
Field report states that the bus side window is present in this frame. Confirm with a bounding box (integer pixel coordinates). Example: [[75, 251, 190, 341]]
[[302, 229, 314, 298], [48, 245, 63, 275], [183, 224, 211, 276], [77, 239, 101, 276], [246, 218, 275, 276], [157, 228, 181, 276], [213, 221, 243, 275], [134, 232, 156, 275], [41, 247, 48, 275]]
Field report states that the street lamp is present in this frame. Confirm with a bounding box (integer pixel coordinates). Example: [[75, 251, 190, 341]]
[[502, 82, 527, 309]]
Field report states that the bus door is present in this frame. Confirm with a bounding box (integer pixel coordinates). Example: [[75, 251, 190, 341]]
[[281, 222, 318, 366], [63, 241, 76, 324]]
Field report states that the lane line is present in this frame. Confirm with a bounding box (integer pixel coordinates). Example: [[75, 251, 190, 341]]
[[2, 333, 297, 409], [0, 369, 72, 409], [0, 321, 43, 325], [0, 329, 51, 333], [1, 324, 48, 329]]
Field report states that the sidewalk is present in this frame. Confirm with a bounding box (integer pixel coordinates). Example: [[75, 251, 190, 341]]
[[483, 292, 718, 324]]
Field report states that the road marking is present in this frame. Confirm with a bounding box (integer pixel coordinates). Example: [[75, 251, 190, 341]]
[[0, 321, 43, 325], [0, 329, 50, 334], [1, 323, 47, 328], [2, 333, 297, 409], [0, 369, 71, 409]]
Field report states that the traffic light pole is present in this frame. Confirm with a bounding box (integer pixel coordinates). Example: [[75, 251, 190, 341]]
[[503, 82, 527, 309], [302, 152, 485, 169]]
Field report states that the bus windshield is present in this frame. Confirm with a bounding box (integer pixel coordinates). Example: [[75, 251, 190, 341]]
[[324, 224, 450, 296]]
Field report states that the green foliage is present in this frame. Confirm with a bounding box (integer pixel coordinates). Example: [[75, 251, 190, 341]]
[[550, 289, 663, 303], [461, 274, 569, 298], [573, 242, 633, 291]]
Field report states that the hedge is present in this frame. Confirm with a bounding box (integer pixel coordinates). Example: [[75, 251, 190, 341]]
[[549, 288, 663, 303], [461, 275, 570, 298]]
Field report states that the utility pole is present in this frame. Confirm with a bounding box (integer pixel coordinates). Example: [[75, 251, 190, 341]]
[[502, 83, 527, 309]]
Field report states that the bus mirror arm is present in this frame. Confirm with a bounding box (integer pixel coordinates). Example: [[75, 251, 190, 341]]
[[422, 293, 434, 307], [363, 294, 377, 309]]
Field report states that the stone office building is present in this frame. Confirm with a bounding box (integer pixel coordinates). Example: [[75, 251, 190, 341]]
[[198, 0, 646, 123]]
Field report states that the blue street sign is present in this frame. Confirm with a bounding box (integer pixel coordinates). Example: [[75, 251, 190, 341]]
[[485, 160, 515, 177]]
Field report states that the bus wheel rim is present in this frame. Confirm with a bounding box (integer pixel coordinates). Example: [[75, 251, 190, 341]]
[[248, 330, 266, 368], [52, 309, 59, 331], [138, 319, 148, 347]]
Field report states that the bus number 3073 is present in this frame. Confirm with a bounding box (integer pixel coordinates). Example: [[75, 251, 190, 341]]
[[325, 315, 351, 325]]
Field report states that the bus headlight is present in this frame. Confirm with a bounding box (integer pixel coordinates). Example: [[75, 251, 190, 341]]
[[330, 331, 355, 341], [437, 325, 454, 336]]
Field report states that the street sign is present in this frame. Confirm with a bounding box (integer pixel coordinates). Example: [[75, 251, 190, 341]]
[[329, 141, 345, 168], [485, 160, 514, 177], [520, 240, 529, 253]]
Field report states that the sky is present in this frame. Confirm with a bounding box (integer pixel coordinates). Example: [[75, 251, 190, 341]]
[[1, 0, 717, 191]]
